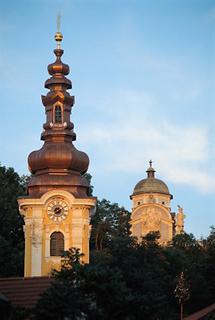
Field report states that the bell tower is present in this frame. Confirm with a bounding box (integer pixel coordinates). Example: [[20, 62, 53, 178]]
[[18, 30, 96, 277]]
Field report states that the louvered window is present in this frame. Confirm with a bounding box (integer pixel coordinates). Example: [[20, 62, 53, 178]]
[[55, 106, 62, 123], [50, 232, 64, 256]]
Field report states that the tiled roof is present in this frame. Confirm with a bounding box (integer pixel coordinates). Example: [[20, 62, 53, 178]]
[[184, 303, 215, 320], [0, 277, 53, 309]]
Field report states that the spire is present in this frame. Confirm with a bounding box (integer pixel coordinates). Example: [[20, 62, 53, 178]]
[[55, 14, 63, 49], [146, 160, 156, 178], [27, 31, 90, 198]]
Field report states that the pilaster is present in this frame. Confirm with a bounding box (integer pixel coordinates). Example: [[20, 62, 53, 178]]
[[18, 190, 96, 276]]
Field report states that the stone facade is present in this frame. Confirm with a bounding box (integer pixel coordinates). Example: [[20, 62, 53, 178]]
[[130, 161, 185, 243], [19, 190, 95, 277]]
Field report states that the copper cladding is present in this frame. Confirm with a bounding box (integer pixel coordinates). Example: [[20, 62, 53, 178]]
[[27, 45, 90, 198]]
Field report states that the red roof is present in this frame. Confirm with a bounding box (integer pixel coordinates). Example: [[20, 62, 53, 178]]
[[0, 277, 53, 309], [184, 303, 215, 320]]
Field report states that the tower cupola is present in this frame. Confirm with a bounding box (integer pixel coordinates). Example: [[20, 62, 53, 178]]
[[27, 32, 90, 198], [131, 161, 173, 199]]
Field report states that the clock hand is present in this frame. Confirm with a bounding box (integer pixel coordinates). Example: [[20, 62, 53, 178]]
[[54, 207, 62, 215]]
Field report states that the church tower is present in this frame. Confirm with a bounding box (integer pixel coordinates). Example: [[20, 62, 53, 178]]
[[18, 31, 96, 277], [130, 161, 184, 243]]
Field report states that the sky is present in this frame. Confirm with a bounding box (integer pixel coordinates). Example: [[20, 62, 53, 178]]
[[0, 0, 214, 238]]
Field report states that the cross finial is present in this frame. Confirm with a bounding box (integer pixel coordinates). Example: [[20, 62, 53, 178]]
[[146, 160, 155, 178]]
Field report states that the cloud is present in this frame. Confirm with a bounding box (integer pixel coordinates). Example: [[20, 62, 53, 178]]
[[78, 89, 214, 194], [207, 7, 215, 20]]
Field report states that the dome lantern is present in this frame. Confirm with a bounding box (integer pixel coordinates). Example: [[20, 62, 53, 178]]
[[146, 160, 156, 178]]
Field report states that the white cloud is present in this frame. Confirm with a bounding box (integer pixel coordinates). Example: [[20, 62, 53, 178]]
[[78, 89, 214, 194], [207, 7, 215, 20]]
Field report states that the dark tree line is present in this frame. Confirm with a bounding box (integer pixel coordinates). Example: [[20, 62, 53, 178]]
[[0, 165, 215, 319], [33, 228, 215, 320], [0, 165, 28, 277]]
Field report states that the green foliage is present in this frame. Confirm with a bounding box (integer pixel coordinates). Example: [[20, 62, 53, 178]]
[[202, 227, 215, 301], [90, 198, 131, 250], [0, 164, 27, 277], [33, 248, 91, 320], [33, 233, 179, 320], [33, 224, 215, 320], [0, 165, 215, 319]]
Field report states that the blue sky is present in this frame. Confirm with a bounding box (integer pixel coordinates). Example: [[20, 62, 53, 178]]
[[0, 0, 214, 238]]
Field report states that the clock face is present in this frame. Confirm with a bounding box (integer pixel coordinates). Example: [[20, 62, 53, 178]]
[[47, 198, 69, 222]]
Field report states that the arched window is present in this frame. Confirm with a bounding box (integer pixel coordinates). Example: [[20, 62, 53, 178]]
[[50, 232, 64, 256], [54, 106, 62, 123]]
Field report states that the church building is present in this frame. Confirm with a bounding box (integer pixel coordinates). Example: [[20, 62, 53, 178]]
[[18, 31, 96, 277], [130, 161, 185, 244], [17, 29, 185, 278]]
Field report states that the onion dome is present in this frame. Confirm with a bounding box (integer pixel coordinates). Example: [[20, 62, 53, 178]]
[[131, 161, 173, 199], [27, 31, 90, 198], [45, 48, 71, 90]]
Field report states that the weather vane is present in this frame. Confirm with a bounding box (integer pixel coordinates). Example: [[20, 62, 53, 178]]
[[55, 13, 63, 49]]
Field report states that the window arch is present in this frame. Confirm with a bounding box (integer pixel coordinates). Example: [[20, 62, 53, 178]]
[[50, 232, 64, 256], [54, 105, 62, 123]]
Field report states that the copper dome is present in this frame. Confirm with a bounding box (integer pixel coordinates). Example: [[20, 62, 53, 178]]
[[26, 33, 91, 198], [131, 161, 172, 198], [133, 178, 170, 196]]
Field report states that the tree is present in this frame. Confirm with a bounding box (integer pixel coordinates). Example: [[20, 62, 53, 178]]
[[174, 271, 190, 320], [1, 166, 215, 319], [34, 234, 179, 320], [33, 248, 94, 320], [202, 226, 215, 303], [170, 233, 211, 314], [0, 164, 26, 276], [90, 199, 131, 251], [172, 232, 198, 250]]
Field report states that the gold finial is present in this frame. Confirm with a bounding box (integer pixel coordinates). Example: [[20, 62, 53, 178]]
[[149, 160, 153, 167], [55, 13, 63, 49]]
